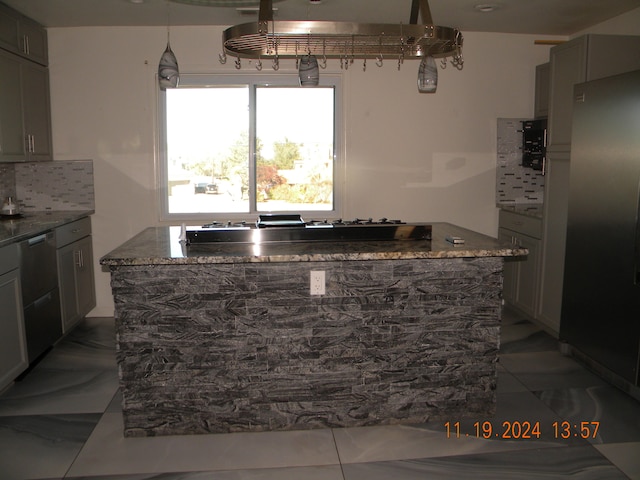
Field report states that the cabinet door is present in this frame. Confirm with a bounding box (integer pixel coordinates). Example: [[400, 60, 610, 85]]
[[534, 62, 550, 119], [0, 5, 20, 54], [58, 236, 96, 333], [498, 229, 517, 304], [547, 37, 587, 152], [23, 61, 52, 161], [0, 268, 28, 390], [0, 49, 26, 161], [514, 233, 540, 319], [537, 154, 571, 334], [58, 241, 79, 330], [75, 236, 96, 321], [19, 18, 47, 66]]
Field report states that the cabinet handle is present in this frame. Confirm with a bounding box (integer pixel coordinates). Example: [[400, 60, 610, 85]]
[[25, 135, 35, 153], [74, 250, 83, 268]]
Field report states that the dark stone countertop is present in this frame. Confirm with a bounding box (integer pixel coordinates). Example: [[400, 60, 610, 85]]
[[100, 222, 527, 266], [0, 210, 94, 248]]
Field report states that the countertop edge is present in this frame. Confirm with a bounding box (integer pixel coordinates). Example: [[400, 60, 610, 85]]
[[0, 210, 95, 248], [100, 223, 528, 266]]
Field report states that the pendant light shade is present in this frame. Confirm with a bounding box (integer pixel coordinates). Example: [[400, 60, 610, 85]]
[[417, 55, 437, 93], [299, 55, 319, 87], [159, 41, 180, 89]]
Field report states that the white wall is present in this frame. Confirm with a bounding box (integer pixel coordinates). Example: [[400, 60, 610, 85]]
[[47, 25, 557, 316]]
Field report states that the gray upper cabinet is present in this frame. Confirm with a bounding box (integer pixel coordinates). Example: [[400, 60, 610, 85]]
[[0, 49, 26, 160], [534, 62, 550, 119], [22, 60, 52, 161], [547, 35, 640, 153], [0, 2, 51, 163], [0, 47, 52, 162], [0, 2, 47, 66]]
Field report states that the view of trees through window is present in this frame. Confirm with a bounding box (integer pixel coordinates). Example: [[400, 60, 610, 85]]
[[164, 82, 335, 217]]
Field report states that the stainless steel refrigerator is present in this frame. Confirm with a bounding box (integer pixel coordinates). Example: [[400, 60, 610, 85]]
[[561, 69, 640, 388]]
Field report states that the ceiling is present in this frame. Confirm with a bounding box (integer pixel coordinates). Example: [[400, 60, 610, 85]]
[[3, 0, 640, 35]]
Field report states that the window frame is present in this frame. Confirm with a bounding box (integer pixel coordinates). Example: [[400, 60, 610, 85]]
[[157, 73, 344, 223]]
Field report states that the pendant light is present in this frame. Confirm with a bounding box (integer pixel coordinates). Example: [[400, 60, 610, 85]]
[[417, 55, 437, 93], [299, 54, 319, 87], [158, 5, 179, 90]]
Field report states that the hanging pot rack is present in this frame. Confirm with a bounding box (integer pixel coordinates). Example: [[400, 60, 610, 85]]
[[221, 0, 463, 63]]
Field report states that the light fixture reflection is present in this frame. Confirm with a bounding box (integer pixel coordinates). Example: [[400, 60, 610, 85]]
[[252, 229, 262, 256], [417, 55, 437, 93], [299, 54, 320, 87]]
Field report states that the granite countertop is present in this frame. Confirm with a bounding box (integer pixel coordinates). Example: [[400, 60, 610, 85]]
[[100, 222, 527, 266], [499, 204, 544, 219], [0, 210, 94, 248]]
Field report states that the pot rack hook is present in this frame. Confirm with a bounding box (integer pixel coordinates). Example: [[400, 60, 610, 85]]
[[319, 39, 327, 69], [235, 55, 241, 69], [363, 58, 367, 71], [218, 52, 227, 64], [376, 36, 384, 67], [256, 56, 263, 71]]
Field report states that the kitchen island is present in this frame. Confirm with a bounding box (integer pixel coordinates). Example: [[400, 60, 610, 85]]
[[101, 222, 526, 437]]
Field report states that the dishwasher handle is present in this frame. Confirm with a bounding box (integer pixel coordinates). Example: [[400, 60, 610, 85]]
[[27, 233, 48, 246]]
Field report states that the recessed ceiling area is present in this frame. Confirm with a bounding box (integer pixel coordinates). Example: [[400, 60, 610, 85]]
[[2, 0, 639, 35]]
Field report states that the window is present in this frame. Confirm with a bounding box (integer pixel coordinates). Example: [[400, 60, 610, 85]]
[[158, 74, 342, 221]]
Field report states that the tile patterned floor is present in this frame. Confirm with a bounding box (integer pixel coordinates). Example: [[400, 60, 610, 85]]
[[0, 310, 639, 479]]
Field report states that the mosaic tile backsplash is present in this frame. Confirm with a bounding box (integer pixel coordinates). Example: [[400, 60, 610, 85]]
[[0, 164, 16, 201], [13, 160, 95, 211], [496, 118, 545, 205]]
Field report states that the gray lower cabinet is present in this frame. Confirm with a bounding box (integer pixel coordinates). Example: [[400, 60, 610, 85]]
[[0, 244, 28, 390], [56, 217, 96, 333], [499, 210, 542, 321]]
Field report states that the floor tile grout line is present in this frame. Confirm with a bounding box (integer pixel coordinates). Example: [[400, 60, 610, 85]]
[[62, 388, 120, 478], [331, 428, 347, 480]]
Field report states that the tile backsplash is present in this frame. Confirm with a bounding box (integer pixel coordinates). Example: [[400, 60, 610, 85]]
[[496, 118, 545, 205], [0, 160, 95, 212], [0, 164, 16, 200]]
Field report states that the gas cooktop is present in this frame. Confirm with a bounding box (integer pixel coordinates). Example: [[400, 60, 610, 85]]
[[186, 214, 432, 244]]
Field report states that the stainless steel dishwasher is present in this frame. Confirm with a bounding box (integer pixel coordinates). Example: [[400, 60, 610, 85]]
[[19, 231, 62, 362]]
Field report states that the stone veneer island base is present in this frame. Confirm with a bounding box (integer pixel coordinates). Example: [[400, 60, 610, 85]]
[[101, 223, 526, 437]]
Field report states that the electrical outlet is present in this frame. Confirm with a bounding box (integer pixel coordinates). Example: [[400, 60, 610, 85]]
[[310, 270, 326, 295]]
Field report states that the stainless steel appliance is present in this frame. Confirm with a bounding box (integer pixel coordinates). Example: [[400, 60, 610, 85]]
[[19, 231, 62, 362], [186, 214, 432, 244], [561, 69, 640, 388], [521, 119, 547, 171]]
